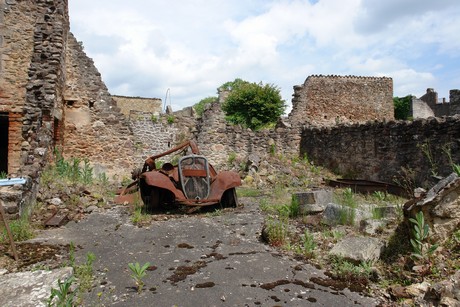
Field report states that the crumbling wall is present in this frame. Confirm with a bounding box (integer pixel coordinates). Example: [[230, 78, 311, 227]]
[[0, 0, 69, 216], [196, 102, 301, 168], [0, 0, 68, 175], [63, 33, 136, 179], [300, 116, 460, 187], [411, 97, 435, 119], [419, 88, 460, 117], [112, 95, 162, 118], [288, 75, 394, 127]]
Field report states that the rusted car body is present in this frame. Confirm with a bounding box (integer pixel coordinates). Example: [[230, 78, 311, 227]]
[[116, 141, 241, 211]]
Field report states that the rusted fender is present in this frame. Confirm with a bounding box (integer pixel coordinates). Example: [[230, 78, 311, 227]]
[[208, 171, 242, 200], [140, 171, 186, 200]]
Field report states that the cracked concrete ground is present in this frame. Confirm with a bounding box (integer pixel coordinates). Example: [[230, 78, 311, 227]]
[[2, 198, 379, 306]]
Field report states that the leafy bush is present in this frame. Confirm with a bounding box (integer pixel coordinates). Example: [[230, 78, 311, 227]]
[[194, 96, 217, 116], [221, 78, 285, 130], [393, 95, 412, 120]]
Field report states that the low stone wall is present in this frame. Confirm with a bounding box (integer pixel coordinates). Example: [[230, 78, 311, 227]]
[[196, 102, 301, 168], [300, 116, 460, 187]]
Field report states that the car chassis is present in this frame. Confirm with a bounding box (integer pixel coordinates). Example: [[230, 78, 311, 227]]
[[116, 141, 241, 212]]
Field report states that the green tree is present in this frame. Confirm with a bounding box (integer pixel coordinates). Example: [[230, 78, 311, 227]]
[[220, 78, 285, 130], [193, 96, 217, 117], [393, 95, 412, 120]]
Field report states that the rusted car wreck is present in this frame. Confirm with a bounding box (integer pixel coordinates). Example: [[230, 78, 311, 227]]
[[116, 141, 241, 212]]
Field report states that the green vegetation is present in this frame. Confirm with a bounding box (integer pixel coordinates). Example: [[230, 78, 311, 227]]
[[442, 143, 460, 176], [167, 115, 175, 124], [128, 262, 151, 293], [227, 152, 237, 165], [335, 188, 357, 226], [220, 78, 285, 130], [236, 187, 262, 198], [418, 141, 438, 176], [150, 114, 158, 123], [329, 256, 373, 280], [62, 243, 95, 304], [269, 144, 276, 156], [204, 209, 223, 217], [454, 164, 460, 176], [130, 195, 150, 225], [393, 95, 412, 120], [74, 252, 96, 293], [264, 217, 290, 247], [193, 96, 217, 116], [0, 171, 7, 179], [409, 211, 438, 262], [47, 275, 77, 307], [41, 149, 115, 201], [294, 229, 316, 258], [322, 229, 345, 242], [0, 212, 34, 243]]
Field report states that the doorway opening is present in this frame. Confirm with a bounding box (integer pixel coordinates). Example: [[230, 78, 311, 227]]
[[0, 113, 8, 174]]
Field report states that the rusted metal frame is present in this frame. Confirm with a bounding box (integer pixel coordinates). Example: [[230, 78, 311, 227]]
[[325, 178, 408, 197], [0, 200, 19, 261], [117, 179, 139, 196], [177, 198, 221, 206], [146, 140, 200, 164]]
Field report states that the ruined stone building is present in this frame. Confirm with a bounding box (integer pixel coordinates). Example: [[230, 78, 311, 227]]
[[0, 0, 137, 215], [288, 75, 394, 127], [411, 88, 460, 119], [1, 0, 459, 217]]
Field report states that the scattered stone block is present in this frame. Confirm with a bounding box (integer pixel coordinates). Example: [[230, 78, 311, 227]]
[[329, 236, 384, 263], [359, 219, 387, 235], [0, 267, 73, 307], [405, 172, 460, 242], [292, 189, 332, 215], [322, 203, 372, 226]]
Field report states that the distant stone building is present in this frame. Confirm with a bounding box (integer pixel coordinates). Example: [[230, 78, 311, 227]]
[[288, 75, 394, 127], [411, 88, 460, 118]]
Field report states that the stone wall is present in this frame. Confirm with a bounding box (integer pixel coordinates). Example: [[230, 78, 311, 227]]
[[196, 102, 301, 168], [300, 116, 460, 187], [419, 88, 460, 118], [113, 95, 162, 118], [63, 33, 136, 179], [288, 75, 394, 127], [0, 0, 69, 216], [128, 110, 178, 165], [411, 98, 435, 119]]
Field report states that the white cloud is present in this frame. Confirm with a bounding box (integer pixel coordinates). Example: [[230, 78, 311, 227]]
[[69, 0, 460, 110]]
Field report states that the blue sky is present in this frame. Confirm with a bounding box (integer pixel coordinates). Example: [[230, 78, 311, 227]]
[[69, 0, 460, 112]]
